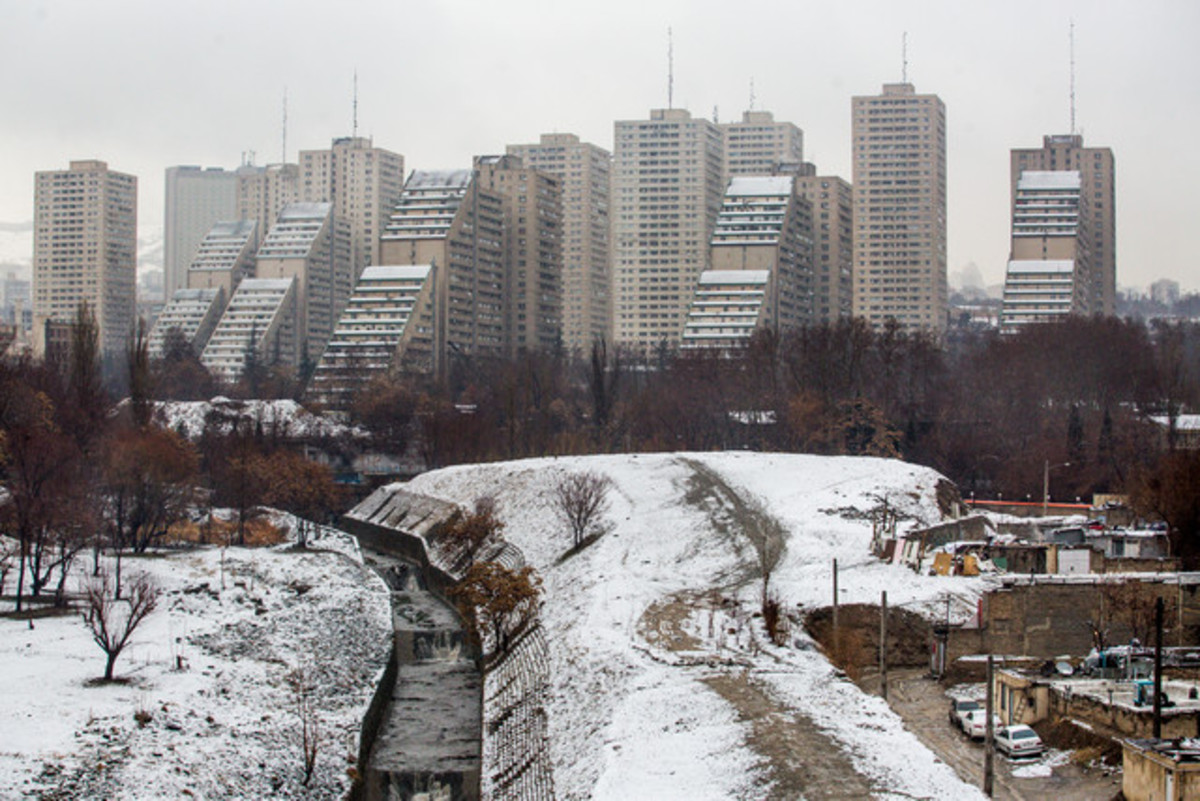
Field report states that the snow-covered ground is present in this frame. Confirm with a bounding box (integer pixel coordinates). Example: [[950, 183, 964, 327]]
[[403, 452, 992, 800], [0, 520, 390, 800], [152, 397, 363, 441]]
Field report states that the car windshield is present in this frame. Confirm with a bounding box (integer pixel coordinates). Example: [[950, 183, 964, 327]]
[[1011, 730, 1036, 739], [960, 701, 979, 710]]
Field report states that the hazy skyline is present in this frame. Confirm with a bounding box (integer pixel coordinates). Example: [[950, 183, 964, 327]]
[[3, 0, 1198, 291]]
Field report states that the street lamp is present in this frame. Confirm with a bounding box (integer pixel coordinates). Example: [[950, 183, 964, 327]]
[[1043, 460, 1071, 516]]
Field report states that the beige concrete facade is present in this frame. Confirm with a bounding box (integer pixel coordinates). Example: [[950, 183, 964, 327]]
[[707, 176, 813, 330], [300, 137, 404, 282], [612, 109, 725, 351], [1011, 135, 1115, 315], [474, 154, 563, 356], [163, 166, 239, 299], [851, 83, 947, 334], [306, 264, 436, 410], [721, 110, 803, 181], [236, 163, 298, 245], [33, 159, 137, 358], [507, 133, 611, 354], [1001, 170, 1092, 329], [254, 203, 352, 365], [794, 173, 853, 323], [380, 170, 506, 376]]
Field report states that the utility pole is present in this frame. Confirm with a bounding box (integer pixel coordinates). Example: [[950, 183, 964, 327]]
[[832, 558, 839, 650], [1154, 596, 1164, 738], [880, 590, 888, 701], [984, 655, 994, 796]]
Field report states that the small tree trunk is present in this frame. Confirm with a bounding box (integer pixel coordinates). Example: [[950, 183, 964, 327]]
[[15, 538, 28, 613]]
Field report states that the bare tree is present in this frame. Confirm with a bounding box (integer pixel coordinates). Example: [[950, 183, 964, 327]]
[[448, 562, 542, 656], [439, 496, 504, 571], [553, 471, 614, 549], [82, 569, 159, 681], [287, 665, 321, 786]]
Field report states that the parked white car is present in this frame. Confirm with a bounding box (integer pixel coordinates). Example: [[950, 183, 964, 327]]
[[962, 709, 1000, 740], [948, 698, 981, 731], [995, 724, 1045, 758]]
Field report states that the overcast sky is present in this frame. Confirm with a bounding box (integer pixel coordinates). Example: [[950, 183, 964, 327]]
[[2, 0, 1197, 292]]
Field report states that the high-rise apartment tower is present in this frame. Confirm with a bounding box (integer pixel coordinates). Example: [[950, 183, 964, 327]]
[[851, 83, 947, 333], [720, 110, 803, 180], [475, 155, 563, 356], [612, 109, 725, 350], [299, 137, 405, 281], [163, 166, 239, 299], [507, 133, 611, 353], [33, 160, 137, 358], [1010, 134, 1114, 315]]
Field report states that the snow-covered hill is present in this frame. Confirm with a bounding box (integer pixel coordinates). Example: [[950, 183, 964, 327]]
[[403, 452, 989, 800]]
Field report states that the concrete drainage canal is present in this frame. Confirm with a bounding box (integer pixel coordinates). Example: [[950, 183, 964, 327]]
[[358, 553, 481, 801]]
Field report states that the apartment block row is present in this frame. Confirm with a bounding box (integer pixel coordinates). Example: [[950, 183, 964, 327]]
[[31, 84, 1117, 398]]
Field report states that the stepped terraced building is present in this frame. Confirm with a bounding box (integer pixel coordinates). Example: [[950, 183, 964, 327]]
[[682, 175, 813, 349], [200, 278, 298, 381], [1000, 171, 1091, 330], [306, 264, 435, 410], [1011, 134, 1115, 316], [380, 169, 505, 376], [150, 219, 258, 357], [253, 202, 352, 366]]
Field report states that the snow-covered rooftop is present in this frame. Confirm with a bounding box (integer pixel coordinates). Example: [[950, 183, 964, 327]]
[[1017, 170, 1082, 190], [726, 176, 794, 197], [1006, 259, 1076, 274], [698, 269, 770, 285]]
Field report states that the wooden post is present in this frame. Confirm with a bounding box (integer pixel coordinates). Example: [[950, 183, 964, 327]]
[[880, 590, 888, 701], [984, 654, 994, 797]]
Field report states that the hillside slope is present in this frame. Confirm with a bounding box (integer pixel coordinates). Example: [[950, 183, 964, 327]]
[[406, 452, 988, 800]]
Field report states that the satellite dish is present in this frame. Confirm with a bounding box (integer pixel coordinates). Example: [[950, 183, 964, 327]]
[[1056, 661, 1074, 676]]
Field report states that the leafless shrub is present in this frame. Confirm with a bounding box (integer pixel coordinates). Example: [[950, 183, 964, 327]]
[[554, 471, 614, 549], [761, 591, 788, 647], [287, 665, 320, 786], [81, 569, 159, 681]]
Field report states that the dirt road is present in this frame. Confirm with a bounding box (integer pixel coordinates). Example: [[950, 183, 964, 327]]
[[878, 670, 1123, 801]]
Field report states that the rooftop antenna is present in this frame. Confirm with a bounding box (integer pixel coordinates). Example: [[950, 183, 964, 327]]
[[749, 77, 756, 111], [667, 27, 674, 109], [281, 88, 288, 164], [1069, 19, 1077, 135], [713, 105, 719, 124], [902, 32, 908, 83], [352, 70, 359, 139]]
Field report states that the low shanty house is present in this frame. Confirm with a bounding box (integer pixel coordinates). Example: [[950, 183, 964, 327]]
[[896, 515, 993, 571], [1123, 738, 1200, 801], [985, 542, 1053, 575], [1088, 528, 1170, 560], [1054, 544, 1104, 575], [995, 668, 1054, 726], [993, 666, 1200, 740]]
